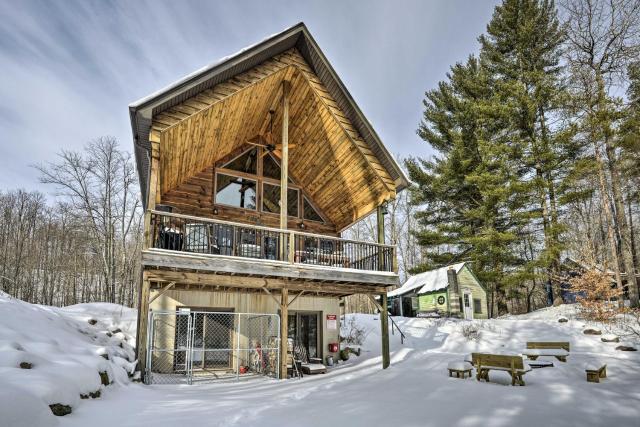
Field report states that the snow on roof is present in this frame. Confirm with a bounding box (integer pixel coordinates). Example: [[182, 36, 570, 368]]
[[128, 24, 300, 108], [388, 262, 466, 298]]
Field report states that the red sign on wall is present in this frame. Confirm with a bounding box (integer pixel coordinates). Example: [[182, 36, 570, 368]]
[[326, 314, 337, 330]]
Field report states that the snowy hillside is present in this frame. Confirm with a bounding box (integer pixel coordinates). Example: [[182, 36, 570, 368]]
[[0, 292, 137, 426], [1, 296, 640, 427]]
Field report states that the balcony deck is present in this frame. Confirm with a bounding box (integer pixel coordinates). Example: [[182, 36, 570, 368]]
[[142, 211, 399, 289]]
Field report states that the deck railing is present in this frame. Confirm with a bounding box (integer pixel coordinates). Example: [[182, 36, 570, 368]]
[[148, 211, 397, 273]]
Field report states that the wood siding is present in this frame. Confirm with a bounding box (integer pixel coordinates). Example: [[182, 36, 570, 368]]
[[152, 48, 395, 231], [418, 290, 448, 313], [457, 265, 488, 319]]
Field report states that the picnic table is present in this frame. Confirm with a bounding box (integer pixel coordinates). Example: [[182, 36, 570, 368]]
[[522, 342, 570, 362]]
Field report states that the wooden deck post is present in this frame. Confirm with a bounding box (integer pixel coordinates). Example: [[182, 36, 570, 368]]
[[377, 204, 385, 270], [280, 80, 290, 230], [136, 275, 151, 381], [137, 134, 160, 379], [279, 80, 290, 260], [279, 287, 289, 379], [380, 292, 390, 369]]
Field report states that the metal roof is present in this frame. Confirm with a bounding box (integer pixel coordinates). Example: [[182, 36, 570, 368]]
[[129, 22, 409, 208], [388, 263, 467, 298]]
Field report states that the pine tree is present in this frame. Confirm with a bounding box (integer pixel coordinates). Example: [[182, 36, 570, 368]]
[[408, 56, 532, 316], [409, 0, 579, 315], [479, 0, 579, 302]]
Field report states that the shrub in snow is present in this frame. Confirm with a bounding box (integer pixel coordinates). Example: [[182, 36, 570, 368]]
[[615, 345, 637, 351], [340, 316, 369, 346], [19, 361, 32, 369], [570, 270, 623, 323], [583, 328, 602, 335], [339, 349, 350, 361], [460, 323, 480, 341], [459, 321, 495, 341], [558, 317, 568, 323], [618, 308, 640, 339]]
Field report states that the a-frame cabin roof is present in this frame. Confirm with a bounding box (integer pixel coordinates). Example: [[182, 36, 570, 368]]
[[129, 22, 409, 229]]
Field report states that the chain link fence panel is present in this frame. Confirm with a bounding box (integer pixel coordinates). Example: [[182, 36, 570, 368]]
[[146, 310, 280, 384]]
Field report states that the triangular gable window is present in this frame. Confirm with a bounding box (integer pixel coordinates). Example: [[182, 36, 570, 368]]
[[223, 148, 257, 174], [263, 154, 280, 180], [303, 197, 323, 222], [263, 153, 294, 183]]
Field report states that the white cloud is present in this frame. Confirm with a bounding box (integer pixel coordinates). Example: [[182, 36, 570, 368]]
[[0, 0, 499, 192]]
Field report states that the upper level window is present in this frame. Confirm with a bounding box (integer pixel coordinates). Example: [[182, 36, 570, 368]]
[[224, 148, 257, 174], [303, 197, 323, 222], [263, 183, 298, 217], [263, 154, 281, 180], [215, 173, 256, 210], [214, 146, 327, 224], [263, 154, 293, 183]]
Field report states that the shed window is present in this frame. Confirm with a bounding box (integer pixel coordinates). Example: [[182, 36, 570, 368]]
[[215, 174, 256, 210], [473, 298, 482, 314]]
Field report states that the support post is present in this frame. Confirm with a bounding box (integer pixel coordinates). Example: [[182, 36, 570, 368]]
[[137, 134, 160, 377], [380, 292, 390, 369], [280, 80, 290, 230], [377, 204, 385, 270], [236, 314, 241, 380], [279, 287, 289, 379], [136, 276, 151, 380], [279, 81, 290, 261]]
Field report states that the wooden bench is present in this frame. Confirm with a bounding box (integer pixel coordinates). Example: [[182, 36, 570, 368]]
[[523, 342, 570, 362], [472, 353, 531, 386], [585, 362, 607, 383]]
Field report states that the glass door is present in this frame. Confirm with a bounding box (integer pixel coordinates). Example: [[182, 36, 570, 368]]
[[299, 313, 319, 358], [287, 312, 320, 359]]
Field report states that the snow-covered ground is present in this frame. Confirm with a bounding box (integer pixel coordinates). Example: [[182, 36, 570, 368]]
[[0, 292, 137, 426], [1, 295, 639, 427]]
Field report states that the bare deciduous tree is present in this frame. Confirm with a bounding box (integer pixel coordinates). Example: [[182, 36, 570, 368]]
[[562, 0, 640, 306]]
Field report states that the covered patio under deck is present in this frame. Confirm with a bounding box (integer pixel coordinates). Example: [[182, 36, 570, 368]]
[[139, 266, 392, 382]]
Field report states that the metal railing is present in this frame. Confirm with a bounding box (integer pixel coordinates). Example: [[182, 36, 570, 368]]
[[388, 315, 406, 344], [146, 310, 280, 385], [148, 210, 397, 273]]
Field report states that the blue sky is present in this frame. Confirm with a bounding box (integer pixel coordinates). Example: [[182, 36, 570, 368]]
[[0, 0, 499, 192]]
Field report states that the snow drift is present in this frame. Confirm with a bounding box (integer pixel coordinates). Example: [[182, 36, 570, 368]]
[[0, 292, 136, 426]]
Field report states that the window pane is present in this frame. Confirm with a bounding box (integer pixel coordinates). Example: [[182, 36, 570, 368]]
[[215, 174, 256, 210], [262, 183, 298, 217], [288, 189, 298, 217], [263, 154, 293, 183], [263, 154, 281, 180], [223, 148, 257, 174], [473, 298, 482, 314], [303, 198, 323, 222], [262, 183, 279, 213]]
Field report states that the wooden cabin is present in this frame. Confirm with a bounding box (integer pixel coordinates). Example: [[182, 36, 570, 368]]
[[388, 263, 488, 319], [130, 23, 408, 383]]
